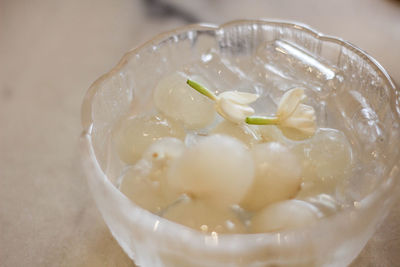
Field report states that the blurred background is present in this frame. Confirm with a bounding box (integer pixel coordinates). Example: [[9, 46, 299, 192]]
[[1, 0, 399, 266]]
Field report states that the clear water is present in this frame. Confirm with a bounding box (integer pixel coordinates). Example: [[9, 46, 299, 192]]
[[115, 39, 368, 234]]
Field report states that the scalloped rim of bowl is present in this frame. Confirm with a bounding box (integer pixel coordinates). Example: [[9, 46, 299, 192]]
[[81, 19, 400, 255]]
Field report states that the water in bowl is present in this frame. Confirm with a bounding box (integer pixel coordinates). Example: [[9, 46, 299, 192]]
[[113, 38, 381, 235]]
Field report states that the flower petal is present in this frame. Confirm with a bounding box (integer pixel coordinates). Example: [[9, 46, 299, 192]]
[[277, 88, 305, 120], [293, 104, 316, 120], [219, 91, 259, 105], [217, 97, 255, 123], [280, 103, 316, 135]]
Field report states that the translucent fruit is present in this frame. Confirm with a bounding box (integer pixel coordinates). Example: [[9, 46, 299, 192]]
[[258, 125, 290, 144], [162, 198, 247, 234], [251, 200, 320, 233], [167, 134, 255, 207], [141, 137, 186, 187], [183, 132, 209, 147], [143, 137, 186, 165], [114, 114, 185, 164], [153, 71, 216, 129], [120, 161, 181, 214], [292, 128, 352, 197], [240, 142, 302, 211], [212, 120, 261, 147]]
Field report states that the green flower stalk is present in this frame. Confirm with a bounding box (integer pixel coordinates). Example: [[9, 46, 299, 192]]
[[187, 79, 259, 123], [246, 88, 316, 138], [186, 79, 316, 139]]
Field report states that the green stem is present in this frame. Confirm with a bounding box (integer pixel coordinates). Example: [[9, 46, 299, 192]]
[[245, 116, 279, 125], [186, 79, 217, 101]]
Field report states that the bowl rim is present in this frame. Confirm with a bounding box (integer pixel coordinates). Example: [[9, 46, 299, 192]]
[[81, 19, 400, 254], [81, 19, 398, 130]]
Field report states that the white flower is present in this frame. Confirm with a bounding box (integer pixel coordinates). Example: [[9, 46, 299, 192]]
[[216, 91, 259, 123], [246, 88, 316, 140], [276, 88, 316, 137], [186, 79, 316, 138], [186, 79, 259, 124]]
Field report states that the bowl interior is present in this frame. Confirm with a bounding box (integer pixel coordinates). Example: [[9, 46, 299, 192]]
[[81, 20, 400, 266]]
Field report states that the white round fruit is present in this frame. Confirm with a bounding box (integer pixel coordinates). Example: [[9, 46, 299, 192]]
[[153, 71, 216, 129], [310, 128, 352, 180], [114, 114, 185, 164], [258, 125, 290, 144], [120, 163, 181, 214], [162, 198, 247, 234], [143, 137, 185, 163], [251, 200, 319, 233], [167, 134, 254, 207], [212, 120, 261, 147], [240, 142, 302, 211], [292, 128, 352, 197]]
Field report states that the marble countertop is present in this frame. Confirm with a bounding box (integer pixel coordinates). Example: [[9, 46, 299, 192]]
[[1, 0, 399, 266]]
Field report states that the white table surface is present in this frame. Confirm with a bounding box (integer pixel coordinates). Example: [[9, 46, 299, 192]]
[[1, 0, 400, 266]]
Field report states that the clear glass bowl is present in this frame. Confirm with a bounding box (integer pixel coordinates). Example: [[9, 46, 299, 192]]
[[80, 20, 400, 266]]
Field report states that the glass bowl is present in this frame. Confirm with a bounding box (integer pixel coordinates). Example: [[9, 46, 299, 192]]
[[80, 20, 400, 266]]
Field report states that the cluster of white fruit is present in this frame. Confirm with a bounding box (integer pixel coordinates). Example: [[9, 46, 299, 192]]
[[114, 71, 352, 234]]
